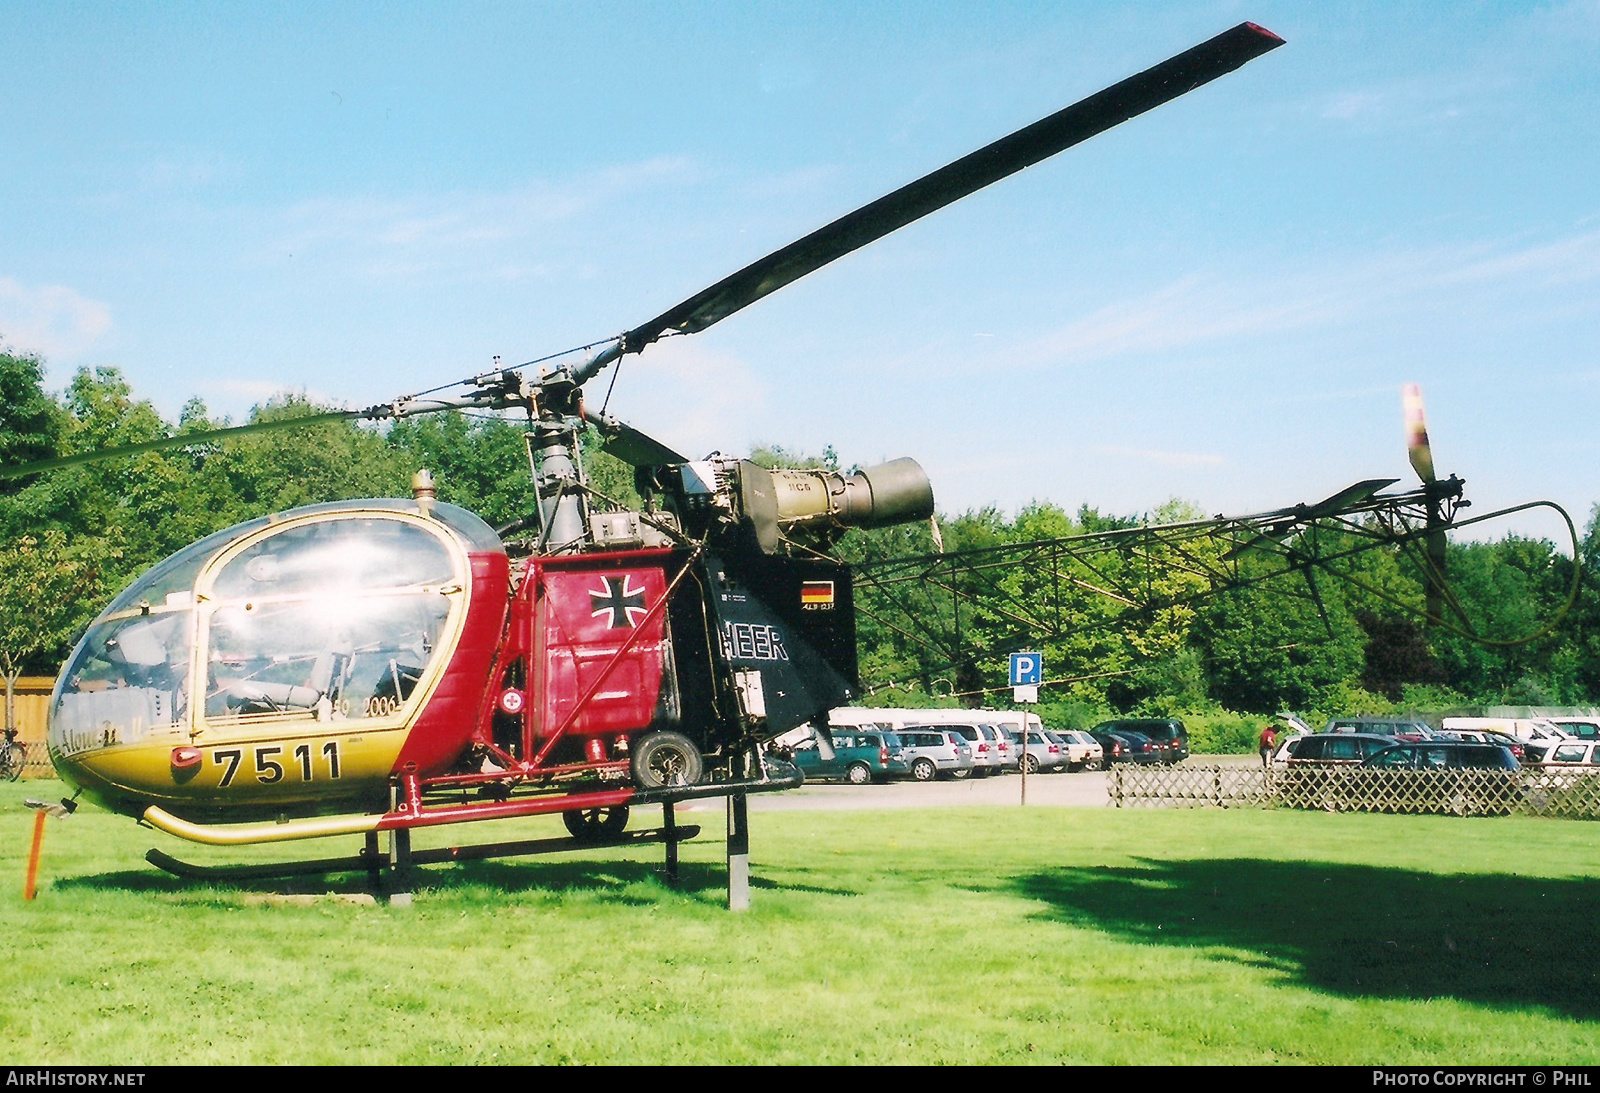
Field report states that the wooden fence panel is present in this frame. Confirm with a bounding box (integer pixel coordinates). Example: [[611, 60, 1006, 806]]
[[5, 676, 55, 778], [1112, 764, 1600, 820]]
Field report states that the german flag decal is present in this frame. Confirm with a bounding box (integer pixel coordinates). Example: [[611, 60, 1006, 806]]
[[800, 580, 835, 610]]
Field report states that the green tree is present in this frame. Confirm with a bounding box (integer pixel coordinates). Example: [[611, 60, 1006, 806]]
[[1429, 535, 1575, 703], [1197, 558, 1367, 715], [0, 531, 115, 733], [0, 348, 62, 487], [389, 413, 537, 529], [1573, 504, 1600, 700]]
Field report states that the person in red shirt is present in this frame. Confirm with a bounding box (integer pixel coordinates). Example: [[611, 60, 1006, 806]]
[[1258, 723, 1278, 768]]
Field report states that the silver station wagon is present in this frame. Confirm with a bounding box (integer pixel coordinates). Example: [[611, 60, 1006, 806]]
[[896, 727, 975, 782]]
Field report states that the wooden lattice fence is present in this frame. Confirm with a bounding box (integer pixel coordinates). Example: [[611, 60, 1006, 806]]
[[1110, 765, 1600, 820], [4, 675, 53, 778]]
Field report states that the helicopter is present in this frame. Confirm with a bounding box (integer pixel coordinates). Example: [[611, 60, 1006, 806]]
[[9, 22, 1289, 874]]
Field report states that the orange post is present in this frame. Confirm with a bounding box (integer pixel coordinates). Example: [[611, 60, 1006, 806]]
[[24, 810, 45, 900]]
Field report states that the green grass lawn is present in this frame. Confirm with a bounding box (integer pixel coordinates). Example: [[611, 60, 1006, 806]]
[[3, 778, 1597, 1065]]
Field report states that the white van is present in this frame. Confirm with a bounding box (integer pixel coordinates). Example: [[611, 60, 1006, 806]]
[[826, 707, 1043, 772], [830, 706, 1041, 734], [1440, 717, 1571, 760], [770, 707, 932, 751]]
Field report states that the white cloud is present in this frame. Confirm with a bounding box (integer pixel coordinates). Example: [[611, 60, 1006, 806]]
[[1322, 90, 1384, 121], [197, 378, 341, 404], [600, 337, 769, 460], [1438, 229, 1600, 287], [0, 277, 113, 359], [135, 151, 243, 191], [1015, 273, 1350, 367], [270, 156, 702, 265], [1093, 445, 1226, 469], [1010, 228, 1600, 371], [1314, 67, 1510, 133], [740, 164, 841, 201], [758, 59, 817, 95]]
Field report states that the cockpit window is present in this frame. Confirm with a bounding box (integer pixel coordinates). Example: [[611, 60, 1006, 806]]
[[211, 519, 454, 599], [103, 519, 271, 615], [50, 612, 193, 758], [203, 518, 461, 725], [50, 506, 485, 764], [204, 594, 452, 721]]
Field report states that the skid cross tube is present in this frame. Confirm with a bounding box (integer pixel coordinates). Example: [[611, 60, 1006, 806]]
[[145, 825, 704, 883]]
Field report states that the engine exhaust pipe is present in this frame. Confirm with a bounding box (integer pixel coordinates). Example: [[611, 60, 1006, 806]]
[[739, 457, 934, 551]]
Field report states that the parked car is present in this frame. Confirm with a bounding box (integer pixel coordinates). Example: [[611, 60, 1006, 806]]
[[1363, 742, 1520, 771], [944, 722, 1007, 776], [1091, 718, 1189, 763], [896, 727, 975, 781], [1528, 739, 1600, 767], [1091, 728, 1162, 765], [1433, 729, 1525, 763], [1049, 730, 1102, 772], [1269, 732, 1305, 767], [1440, 717, 1572, 760], [784, 727, 909, 784], [1547, 718, 1600, 742], [1003, 727, 1066, 773], [1285, 733, 1402, 765], [1522, 740, 1600, 799], [1277, 733, 1399, 804], [1351, 742, 1522, 816], [1087, 729, 1127, 765], [1323, 716, 1435, 741], [986, 722, 1017, 772]]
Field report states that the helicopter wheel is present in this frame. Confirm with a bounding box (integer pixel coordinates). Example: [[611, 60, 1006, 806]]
[[562, 805, 631, 840], [631, 730, 704, 789]]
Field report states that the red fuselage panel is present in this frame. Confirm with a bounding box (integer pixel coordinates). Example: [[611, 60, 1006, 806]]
[[392, 550, 511, 776], [535, 561, 670, 738]]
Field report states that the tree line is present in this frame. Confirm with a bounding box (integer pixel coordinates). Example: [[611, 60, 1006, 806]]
[[2, 349, 1595, 735]]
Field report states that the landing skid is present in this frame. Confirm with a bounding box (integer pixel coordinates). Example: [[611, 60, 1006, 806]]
[[144, 759, 794, 907]]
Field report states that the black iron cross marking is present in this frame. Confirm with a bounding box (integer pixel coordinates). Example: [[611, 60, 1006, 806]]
[[590, 575, 648, 629]]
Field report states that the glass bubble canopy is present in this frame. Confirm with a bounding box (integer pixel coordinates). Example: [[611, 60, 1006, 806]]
[[50, 500, 502, 760]]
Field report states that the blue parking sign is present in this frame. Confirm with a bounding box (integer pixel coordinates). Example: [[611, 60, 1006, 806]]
[[1009, 651, 1042, 687]]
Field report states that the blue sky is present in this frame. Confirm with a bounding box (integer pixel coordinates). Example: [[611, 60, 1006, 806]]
[[2, 2, 1596, 544]]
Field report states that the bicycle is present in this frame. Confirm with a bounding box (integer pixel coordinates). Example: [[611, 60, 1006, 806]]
[[1, 728, 26, 782]]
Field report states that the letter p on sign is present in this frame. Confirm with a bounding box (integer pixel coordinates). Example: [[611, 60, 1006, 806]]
[[1009, 652, 1042, 687]]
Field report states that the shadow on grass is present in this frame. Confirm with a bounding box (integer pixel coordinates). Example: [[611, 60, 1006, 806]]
[[58, 846, 857, 904], [55, 869, 191, 895], [1011, 858, 1600, 1020]]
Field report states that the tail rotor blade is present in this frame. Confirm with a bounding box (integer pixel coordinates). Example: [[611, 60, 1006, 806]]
[[1404, 382, 1453, 625], [1402, 382, 1435, 484]]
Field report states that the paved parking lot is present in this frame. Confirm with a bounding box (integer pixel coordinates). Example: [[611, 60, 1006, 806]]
[[675, 754, 1257, 813], [691, 771, 1109, 812]]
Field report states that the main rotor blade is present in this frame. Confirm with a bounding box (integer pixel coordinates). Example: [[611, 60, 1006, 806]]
[[602, 423, 689, 467], [0, 410, 362, 480], [622, 21, 1283, 353], [583, 408, 688, 466]]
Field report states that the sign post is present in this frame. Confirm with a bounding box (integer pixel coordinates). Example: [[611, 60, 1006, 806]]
[[1009, 652, 1042, 806]]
